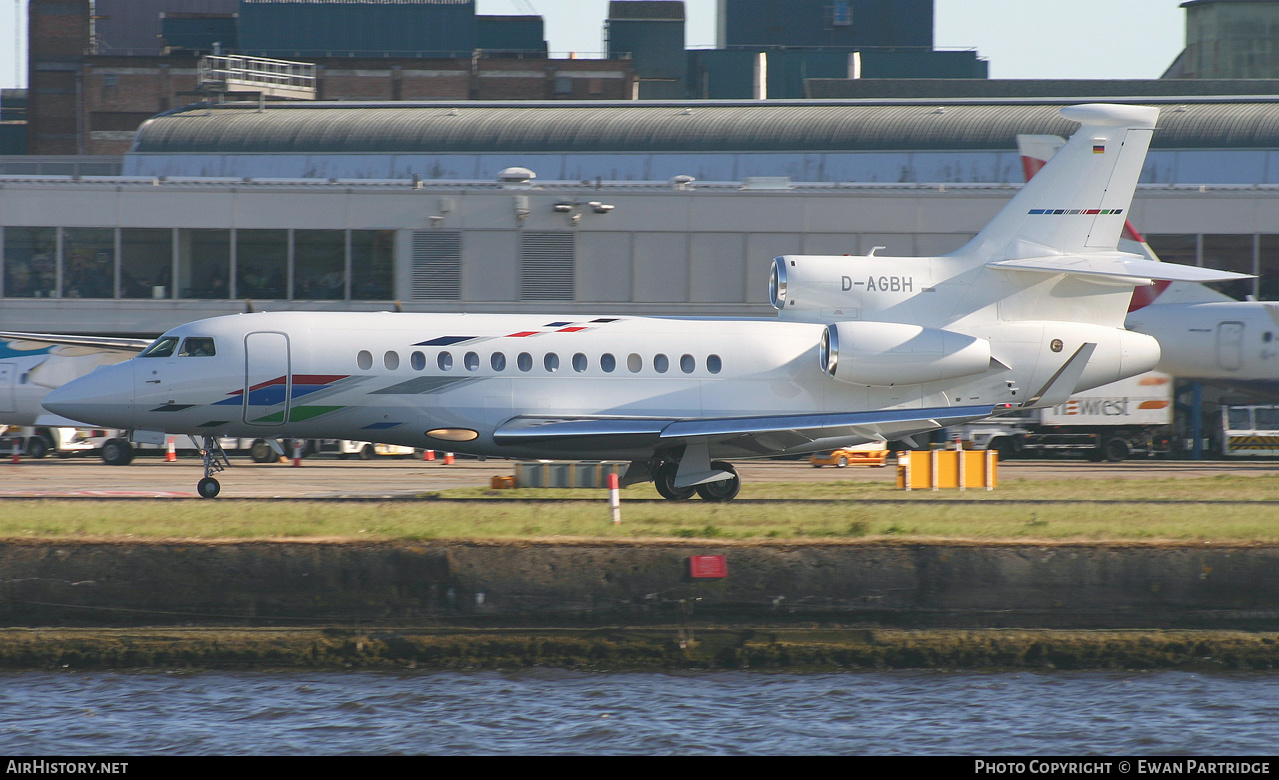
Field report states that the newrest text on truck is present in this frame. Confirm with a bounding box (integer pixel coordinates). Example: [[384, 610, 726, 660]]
[[955, 372, 1174, 462]]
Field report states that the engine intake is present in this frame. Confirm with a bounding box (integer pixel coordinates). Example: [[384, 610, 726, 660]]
[[820, 321, 991, 387]]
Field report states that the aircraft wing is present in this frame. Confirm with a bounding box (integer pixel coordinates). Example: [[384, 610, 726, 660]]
[[493, 403, 1004, 457], [0, 331, 154, 354], [988, 255, 1252, 285]]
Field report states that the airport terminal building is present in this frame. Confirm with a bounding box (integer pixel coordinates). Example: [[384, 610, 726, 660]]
[[2, 98, 1279, 335]]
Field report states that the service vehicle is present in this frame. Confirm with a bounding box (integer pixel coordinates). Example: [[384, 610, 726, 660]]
[[1220, 404, 1279, 456], [810, 445, 889, 467], [308, 439, 417, 459], [955, 372, 1174, 462], [0, 425, 104, 459]]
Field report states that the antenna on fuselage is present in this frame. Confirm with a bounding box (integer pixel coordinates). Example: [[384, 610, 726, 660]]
[[244, 299, 256, 313]]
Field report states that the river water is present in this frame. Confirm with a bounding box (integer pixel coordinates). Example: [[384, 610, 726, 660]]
[[0, 669, 1273, 755]]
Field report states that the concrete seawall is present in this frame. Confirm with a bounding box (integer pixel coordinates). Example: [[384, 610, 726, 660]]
[[3, 539, 1277, 630]]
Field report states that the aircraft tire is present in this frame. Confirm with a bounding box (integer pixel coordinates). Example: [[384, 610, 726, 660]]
[[197, 477, 221, 499], [654, 462, 695, 501], [695, 462, 740, 502], [101, 439, 134, 466]]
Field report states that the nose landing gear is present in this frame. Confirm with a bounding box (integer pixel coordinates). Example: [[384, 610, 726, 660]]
[[197, 436, 231, 498]]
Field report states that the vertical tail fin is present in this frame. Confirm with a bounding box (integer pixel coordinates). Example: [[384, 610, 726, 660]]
[[959, 104, 1159, 262], [1015, 132, 1173, 311]]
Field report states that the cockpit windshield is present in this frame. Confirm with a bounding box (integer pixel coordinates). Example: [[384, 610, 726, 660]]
[[138, 335, 217, 358], [138, 336, 179, 358]]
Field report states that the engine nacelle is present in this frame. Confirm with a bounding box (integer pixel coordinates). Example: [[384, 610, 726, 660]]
[[770, 254, 931, 317], [819, 321, 991, 387]]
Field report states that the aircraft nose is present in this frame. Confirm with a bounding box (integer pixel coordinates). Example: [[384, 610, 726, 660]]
[[42, 362, 136, 430]]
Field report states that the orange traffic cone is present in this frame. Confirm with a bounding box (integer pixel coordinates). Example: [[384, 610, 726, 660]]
[[443, 452, 454, 465], [423, 449, 435, 461], [165, 437, 177, 462]]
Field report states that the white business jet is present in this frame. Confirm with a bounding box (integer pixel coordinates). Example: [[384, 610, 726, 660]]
[[43, 104, 1245, 499], [1018, 134, 1279, 400]]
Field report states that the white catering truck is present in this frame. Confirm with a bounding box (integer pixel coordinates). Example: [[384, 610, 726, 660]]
[[953, 372, 1175, 462]]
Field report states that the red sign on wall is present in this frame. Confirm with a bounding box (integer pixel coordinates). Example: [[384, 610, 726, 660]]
[[688, 555, 728, 579]]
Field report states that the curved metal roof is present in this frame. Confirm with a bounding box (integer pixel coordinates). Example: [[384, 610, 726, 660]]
[[129, 99, 1279, 155]]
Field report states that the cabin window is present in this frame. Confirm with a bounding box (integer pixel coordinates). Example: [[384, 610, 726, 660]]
[[179, 337, 216, 357], [572, 353, 588, 372], [491, 352, 506, 371], [410, 351, 426, 371], [544, 353, 560, 373], [384, 351, 400, 370], [601, 353, 616, 373], [517, 352, 533, 372], [357, 350, 373, 370], [707, 355, 722, 374], [438, 352, 453, 371], [139, 336, 179, 358], [627, 353, 642, 373], [464, 351, 480, 371], [680, 354, 695, 373], [654, 354, 669, 373]]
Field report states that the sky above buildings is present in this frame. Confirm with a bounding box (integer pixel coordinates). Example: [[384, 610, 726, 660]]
[[1, 0, 1188, 91]]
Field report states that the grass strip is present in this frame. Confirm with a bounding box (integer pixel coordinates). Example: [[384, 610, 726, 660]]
[[0, 627, 1274, 671], [0, 473, 1276, 542]]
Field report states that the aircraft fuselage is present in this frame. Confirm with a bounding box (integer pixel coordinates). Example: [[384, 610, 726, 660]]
[[44, 308, 1155, 462]]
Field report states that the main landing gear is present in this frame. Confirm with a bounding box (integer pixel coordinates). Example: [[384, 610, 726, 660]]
[[633, 442, 742, 502], [197, 435, 231, 499], [653, 460, 741, 502]]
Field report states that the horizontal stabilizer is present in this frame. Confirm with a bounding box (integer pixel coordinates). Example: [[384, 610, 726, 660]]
[[988, 255, 1253, 284]]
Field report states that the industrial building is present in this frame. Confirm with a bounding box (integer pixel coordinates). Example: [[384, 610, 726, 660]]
[[2, 98, 1279, 339], [20, 0, 986, 155]]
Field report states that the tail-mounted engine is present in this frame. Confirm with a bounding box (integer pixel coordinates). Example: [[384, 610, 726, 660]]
[[771, 255, 929, 318], [819, 321, 991, 387]]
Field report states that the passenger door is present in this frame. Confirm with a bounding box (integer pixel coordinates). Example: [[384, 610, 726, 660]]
[[1217, 322, 1245, 372], [243, 332, 291, 426]]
